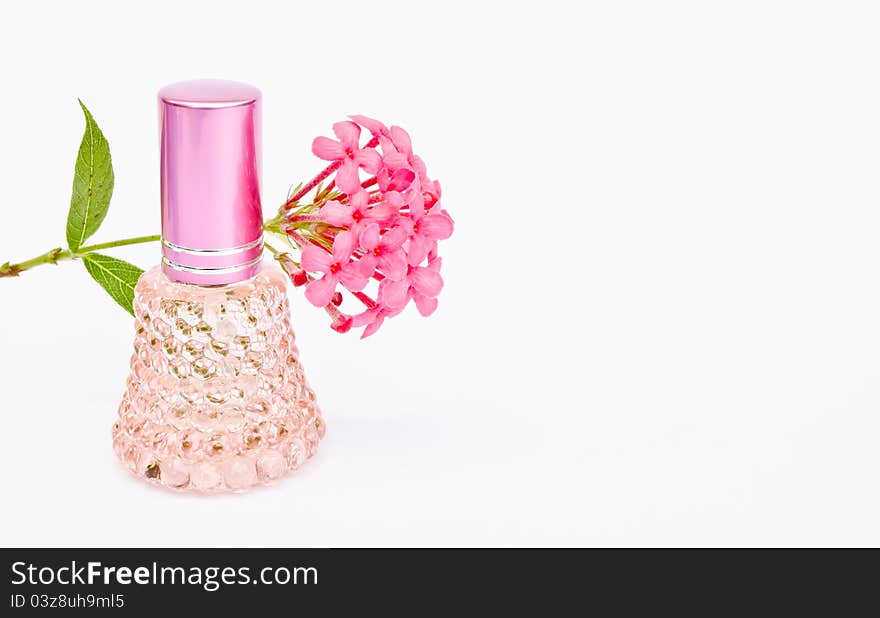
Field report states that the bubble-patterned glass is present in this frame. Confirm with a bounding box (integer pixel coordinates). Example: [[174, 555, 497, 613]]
[[112, 264, 325, 492]]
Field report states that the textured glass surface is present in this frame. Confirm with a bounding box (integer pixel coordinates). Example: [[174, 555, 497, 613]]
[[112, 264, 324, 492]]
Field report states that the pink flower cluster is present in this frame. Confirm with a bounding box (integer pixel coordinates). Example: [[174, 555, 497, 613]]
[[281, 116, 453, 337]]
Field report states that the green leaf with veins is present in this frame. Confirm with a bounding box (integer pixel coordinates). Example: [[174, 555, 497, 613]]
[[66, 100, 114, 251], [82, 253, 142, 316]]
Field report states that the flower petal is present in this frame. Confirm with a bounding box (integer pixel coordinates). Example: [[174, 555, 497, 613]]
[[351, 307, 380, 328], [337, 264, 369, 292], [410, 266, 443, 298], [384, 303, 406, 318], [383, 190, 406, 209], [406, 235, 432, 266], [312, 136, 345, 161], [349, 189, 369, 210], [366, 202, 395, 222], [427, 255, 443, 272], [413, 292, 438, 317], [378, 250, 407, 281], [380, 226, 407, 250], [406, 186, 425, 219], [305, 274, 337, 307], [359, 223, 380, 250], [361, 314, 385, 338], [354, 148, 382, 174], [301, 245, 332, 273], [349, 114, 389, 137], [335, 160, 361, 195], [379, 135, 399, 155], [358, 254, 377, 277], [348, 221, 366, 241], [319, 201, 353, 226], [419, 214, 454, 240], [332, 121, 361, 150], [390, 126, 413, 155], [332, 230, 355, 262], [382, 151, 408, 171], [380, 278, 410, 309], [376, 167, 392, 192], [411, 154, 428, 180], [423, 179, 442, 203], [388, 167, 416, 192]]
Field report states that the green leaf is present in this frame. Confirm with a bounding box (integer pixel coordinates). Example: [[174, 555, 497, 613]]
[[82, 253, 143, 316], [66, 100, 114, 251]]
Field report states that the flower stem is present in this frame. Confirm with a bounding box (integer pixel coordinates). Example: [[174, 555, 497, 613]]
[[286, 215, 326, 224], [353, 290, 377, 309], [285, 229, 311, 249], [78, 235, 162, 253], [0, 234, 160, 278], [285, 161, 341, 208]]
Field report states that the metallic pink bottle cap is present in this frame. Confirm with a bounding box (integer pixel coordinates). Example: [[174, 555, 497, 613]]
[[159, 80, 263, 285]]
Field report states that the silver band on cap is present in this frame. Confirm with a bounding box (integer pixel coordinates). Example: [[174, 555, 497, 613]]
[[161, 254, 264, 276], [162, 236, 263, 257]]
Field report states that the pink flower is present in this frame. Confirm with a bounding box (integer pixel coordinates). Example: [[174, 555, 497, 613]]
[[287, 115, 453, 336], [405, 206, 454, 266], [359, 224, 407, 281], [319, 190, 395, 235], [381, 126, 428, 181], [312, 121, 382, 193], [301, 231, 375, 307], [380, 256, 444, 311], [410, 256, 443, 316]]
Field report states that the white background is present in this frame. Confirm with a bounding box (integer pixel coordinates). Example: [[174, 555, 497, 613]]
[[1, 1, 879, 547]]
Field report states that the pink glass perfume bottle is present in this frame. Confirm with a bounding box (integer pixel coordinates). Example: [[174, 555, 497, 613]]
[[112, 80, 325, 492]]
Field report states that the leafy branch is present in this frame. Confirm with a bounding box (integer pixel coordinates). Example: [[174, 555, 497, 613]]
[[0, 102, 348, 317], [0, 235, 160, 277], [1, 102, 155, 315]]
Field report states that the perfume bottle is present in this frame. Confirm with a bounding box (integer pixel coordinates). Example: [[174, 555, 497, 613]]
[[112, 80, 325, 492]]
